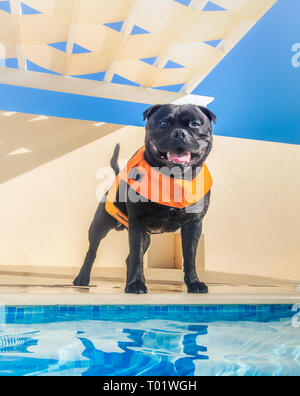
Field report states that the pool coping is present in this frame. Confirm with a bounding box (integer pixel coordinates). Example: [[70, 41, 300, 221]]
[[1, 292, 300, 306]]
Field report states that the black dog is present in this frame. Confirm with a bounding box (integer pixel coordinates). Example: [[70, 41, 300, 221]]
[[73, 104, 216, 294]]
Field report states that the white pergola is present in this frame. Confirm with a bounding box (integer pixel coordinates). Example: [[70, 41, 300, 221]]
[[0, 0, 277, 106]]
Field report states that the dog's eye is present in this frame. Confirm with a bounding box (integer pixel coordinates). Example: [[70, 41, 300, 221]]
[[159, 120, 170, 128], [189, 121, 201, 128]]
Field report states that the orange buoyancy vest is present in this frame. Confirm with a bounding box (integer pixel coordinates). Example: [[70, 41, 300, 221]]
[[105, 146, 212, 228]]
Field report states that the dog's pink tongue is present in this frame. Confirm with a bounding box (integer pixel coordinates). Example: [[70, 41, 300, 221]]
[[167, 150, 191, 164]]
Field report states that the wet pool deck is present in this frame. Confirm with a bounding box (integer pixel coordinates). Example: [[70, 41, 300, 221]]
[[0, 267, 300, 306]]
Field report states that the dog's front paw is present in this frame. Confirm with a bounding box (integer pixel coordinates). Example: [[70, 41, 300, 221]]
[[73, 273, 90, 287], [125, 281, 148, 294], [187, 281, 208, 294]]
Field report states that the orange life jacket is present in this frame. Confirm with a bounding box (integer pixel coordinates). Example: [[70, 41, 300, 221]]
[[105, 146, 212, 228]]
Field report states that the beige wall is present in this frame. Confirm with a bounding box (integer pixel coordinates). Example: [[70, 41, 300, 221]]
[[0, 113, 299, 281], [205, 136, 300, 280], [0, 121, 144, 270]]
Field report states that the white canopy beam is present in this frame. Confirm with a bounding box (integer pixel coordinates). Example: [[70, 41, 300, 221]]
[[0, 67, 214, 106], [145, 0, 209, 88], [9, 0, 26, 70], [63, 0, 81, 76], [103, 0, 138, 84]]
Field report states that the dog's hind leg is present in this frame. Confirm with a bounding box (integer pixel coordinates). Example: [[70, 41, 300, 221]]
[[73, 202, 118, 287]]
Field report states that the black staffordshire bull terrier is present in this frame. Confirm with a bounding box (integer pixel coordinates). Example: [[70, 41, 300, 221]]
[[73, 104, 216, 294]]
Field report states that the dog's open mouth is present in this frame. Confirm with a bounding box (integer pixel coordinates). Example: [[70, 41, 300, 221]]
[[157, 147, 206, 166], [167, 149, 191, 165], [148, 141, 207, 166]]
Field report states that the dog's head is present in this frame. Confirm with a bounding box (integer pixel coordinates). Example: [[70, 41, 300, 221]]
[[143, 104, 216, 169]]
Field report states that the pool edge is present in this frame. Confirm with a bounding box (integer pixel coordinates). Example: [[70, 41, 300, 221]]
[[1, 292, 300, 306]]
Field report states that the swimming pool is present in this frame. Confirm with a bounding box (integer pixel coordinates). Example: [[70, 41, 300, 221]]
[[0, 304, 299, 376]]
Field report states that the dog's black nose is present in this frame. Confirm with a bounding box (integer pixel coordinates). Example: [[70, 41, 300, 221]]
[[173, 130, 187, 140]]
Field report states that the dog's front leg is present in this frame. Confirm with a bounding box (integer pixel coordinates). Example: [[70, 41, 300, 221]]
[[181, 218, 208, 294], [125, 220, 148, 294]]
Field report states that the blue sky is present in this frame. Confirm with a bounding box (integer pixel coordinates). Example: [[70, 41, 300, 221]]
[[0, 0, 299, 145]]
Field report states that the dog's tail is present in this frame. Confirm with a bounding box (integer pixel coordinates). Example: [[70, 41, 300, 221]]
[[110, 143, 120, 176], [110, 144, 126, 232]]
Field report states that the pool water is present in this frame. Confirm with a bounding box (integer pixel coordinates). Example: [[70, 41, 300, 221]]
[[0, 305, 299, 376]]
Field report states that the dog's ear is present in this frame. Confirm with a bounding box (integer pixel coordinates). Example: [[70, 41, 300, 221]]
[[198, 106, 217, 124], [143, 105, 162, 121]]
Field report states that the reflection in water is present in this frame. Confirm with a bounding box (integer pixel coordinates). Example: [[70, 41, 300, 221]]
[[0, 321, 209, 376], [174, 325, 208, 376], [78, 325, 208, 376], [0, 331, 59, 377], [0, 314, 299, 376], [0, 332, 38, 354]]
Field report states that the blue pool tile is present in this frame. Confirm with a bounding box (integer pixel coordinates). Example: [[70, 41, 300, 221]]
[[33, 306, 44, 313], [1, 304, 296, 325]]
